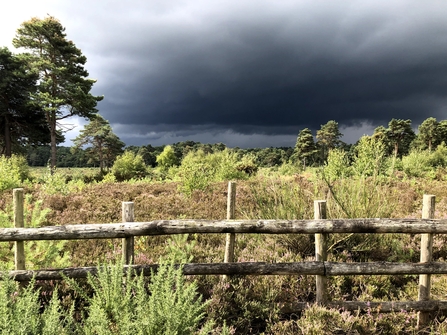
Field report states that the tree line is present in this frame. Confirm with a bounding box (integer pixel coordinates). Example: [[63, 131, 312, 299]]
[[22, 115, 447, 170]]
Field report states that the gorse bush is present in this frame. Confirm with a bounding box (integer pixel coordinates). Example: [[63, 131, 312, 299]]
[[1, 259, 218, 334], [0, 155, 30, 191], [0, 277, 73, 334], [64, 258, 214, 334], [39, 167, 88, 195], [401, 144, 447, 179], [401, 150, 434, 178], [112, 151, 147, 181]]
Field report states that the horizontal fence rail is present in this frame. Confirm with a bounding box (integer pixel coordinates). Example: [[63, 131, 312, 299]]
[[2, 188, 446, 328], [5, 261, 447, 281], [1, 218, 447, 241]]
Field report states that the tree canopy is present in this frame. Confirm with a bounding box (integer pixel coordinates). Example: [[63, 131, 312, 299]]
[[0, 47, 49, 156], [72, 115, 124, 172], [316, 120, 343, 162], [385, 119, 415, 158], [291, 128, 317, 167]]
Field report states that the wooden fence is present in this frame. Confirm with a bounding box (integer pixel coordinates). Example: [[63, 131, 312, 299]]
[[3, 186, 447, 327]]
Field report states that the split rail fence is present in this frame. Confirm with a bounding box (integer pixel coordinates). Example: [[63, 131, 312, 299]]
[[3, 184, 447, 326]]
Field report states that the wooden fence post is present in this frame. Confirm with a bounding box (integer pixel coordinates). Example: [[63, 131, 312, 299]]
[[224, 182, 236, 280], [418, 194, 435, 328], [14, 188, 25, 271], [122, 202, 134, 264], [315, 200, 328, 304]]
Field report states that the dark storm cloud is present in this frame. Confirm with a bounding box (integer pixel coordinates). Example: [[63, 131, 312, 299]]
[[13, 0, 447, 146]]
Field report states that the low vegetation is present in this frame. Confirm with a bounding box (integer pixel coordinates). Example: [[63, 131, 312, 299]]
[[2, 135, 447, 333]]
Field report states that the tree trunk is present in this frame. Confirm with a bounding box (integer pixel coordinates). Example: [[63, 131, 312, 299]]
[[4, 115, 12, 157], [49, 120, 57, 171]]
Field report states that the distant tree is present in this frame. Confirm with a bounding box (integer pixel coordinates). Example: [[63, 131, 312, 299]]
[[156, 145, 179, 170], [72, 115, 124, 172], [0, 47, 49, 156], [316, 120, 343, 162], [13, 16, 103, 169], [372, 125, 393, 155], [385, 119, 415, 158], [291, 128, 317, 168], [438, 120, 447, 145], [418, 117, 440, 151]]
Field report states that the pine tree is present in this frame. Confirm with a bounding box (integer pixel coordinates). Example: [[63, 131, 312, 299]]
[[385, 119, 415, 158], [13, 16, 103, 169], [72, 115, 124, 172], [316, 120, 343, 162], [0, 47, 49, 156], [418, 117, 439, 151], [292, 128, 317, 167]]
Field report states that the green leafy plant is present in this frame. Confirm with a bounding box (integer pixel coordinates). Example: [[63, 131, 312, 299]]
[[111, 151, 147, 181], [352, 136, 389, 177], [177, 149, 247, 196], [156, 145, 179, 171], [0, 195, 69, 270], [65, 258, 213, 334], [323, 148, 352, 181], [0, 155, 30, 192], [0, 277, 73, 334]]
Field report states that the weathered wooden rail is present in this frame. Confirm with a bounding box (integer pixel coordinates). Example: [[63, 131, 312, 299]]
[[3, 187, 446, 328]]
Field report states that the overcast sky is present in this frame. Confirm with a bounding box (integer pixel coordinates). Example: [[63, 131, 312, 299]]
[[2, 0, 447, 148]]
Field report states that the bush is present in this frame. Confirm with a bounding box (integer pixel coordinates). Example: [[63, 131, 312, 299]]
[[0, 277, 73, 334], [65, 259, 213, 334], [156, 145, 179, 171], [0, 194, 70, 270], [111, 151, 147, 181], [352, 136, 388, 177], [39, 168, 87, 195], [401, 150, 434, 178], [177, 149, 248, 196], [0, 155, 30, 191], [323, 149, 352, 181]]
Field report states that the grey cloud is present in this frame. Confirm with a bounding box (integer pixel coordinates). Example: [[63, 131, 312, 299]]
[[12, 0, 447, 147]]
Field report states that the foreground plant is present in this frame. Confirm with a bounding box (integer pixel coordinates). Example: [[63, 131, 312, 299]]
[[65, 258, 214, 334], [0, 277, 73, 334]]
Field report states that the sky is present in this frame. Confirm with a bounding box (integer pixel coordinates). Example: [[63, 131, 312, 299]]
[[1, 0, 447, 148]]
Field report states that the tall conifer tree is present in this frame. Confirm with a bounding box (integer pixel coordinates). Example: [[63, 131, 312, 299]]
[[13, 16, 103, 169], [0, 47, 48, 156]]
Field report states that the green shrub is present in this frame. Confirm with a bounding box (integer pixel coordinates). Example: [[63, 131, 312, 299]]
[[243, 177, 314, 220], [177, 149, 248, 196], [0, 194, 69, 270], [65, 259, 213, 334], [156, 145, 179, 171], [323, 148, 352, 181], [352, 136, 388, 177], [0, 155, 30, 191], [428, 142, 447, 167], [0, 277, 72, 334], [401, 150, 434, 178], [111, 151, 147, 181]]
